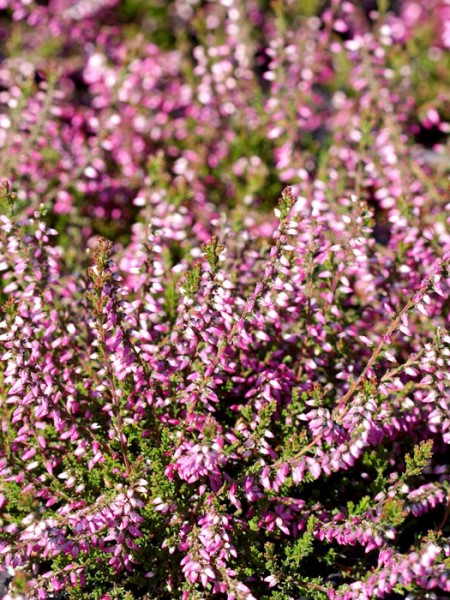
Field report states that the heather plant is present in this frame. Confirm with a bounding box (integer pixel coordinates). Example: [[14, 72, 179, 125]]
[[1, 180, 450, 599], [0, 0, 449, 599], [0, 0, 447, 233]]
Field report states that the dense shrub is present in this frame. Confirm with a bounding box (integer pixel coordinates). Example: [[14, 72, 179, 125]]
[[0, 0, 449, 599]]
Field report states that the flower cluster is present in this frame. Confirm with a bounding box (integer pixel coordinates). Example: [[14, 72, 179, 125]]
[[0, 1, 448, 599]]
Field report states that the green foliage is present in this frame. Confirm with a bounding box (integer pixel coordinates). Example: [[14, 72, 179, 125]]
[[181, 262, 201, 299], [202, 236, 224, 276], [285, 515, 317, 567], [277, 186, 296, 220], [0, 180, 17, 216], [404, 440, 433, 480], [347, 496, 372, 516], [381, 498, 407, 528]]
